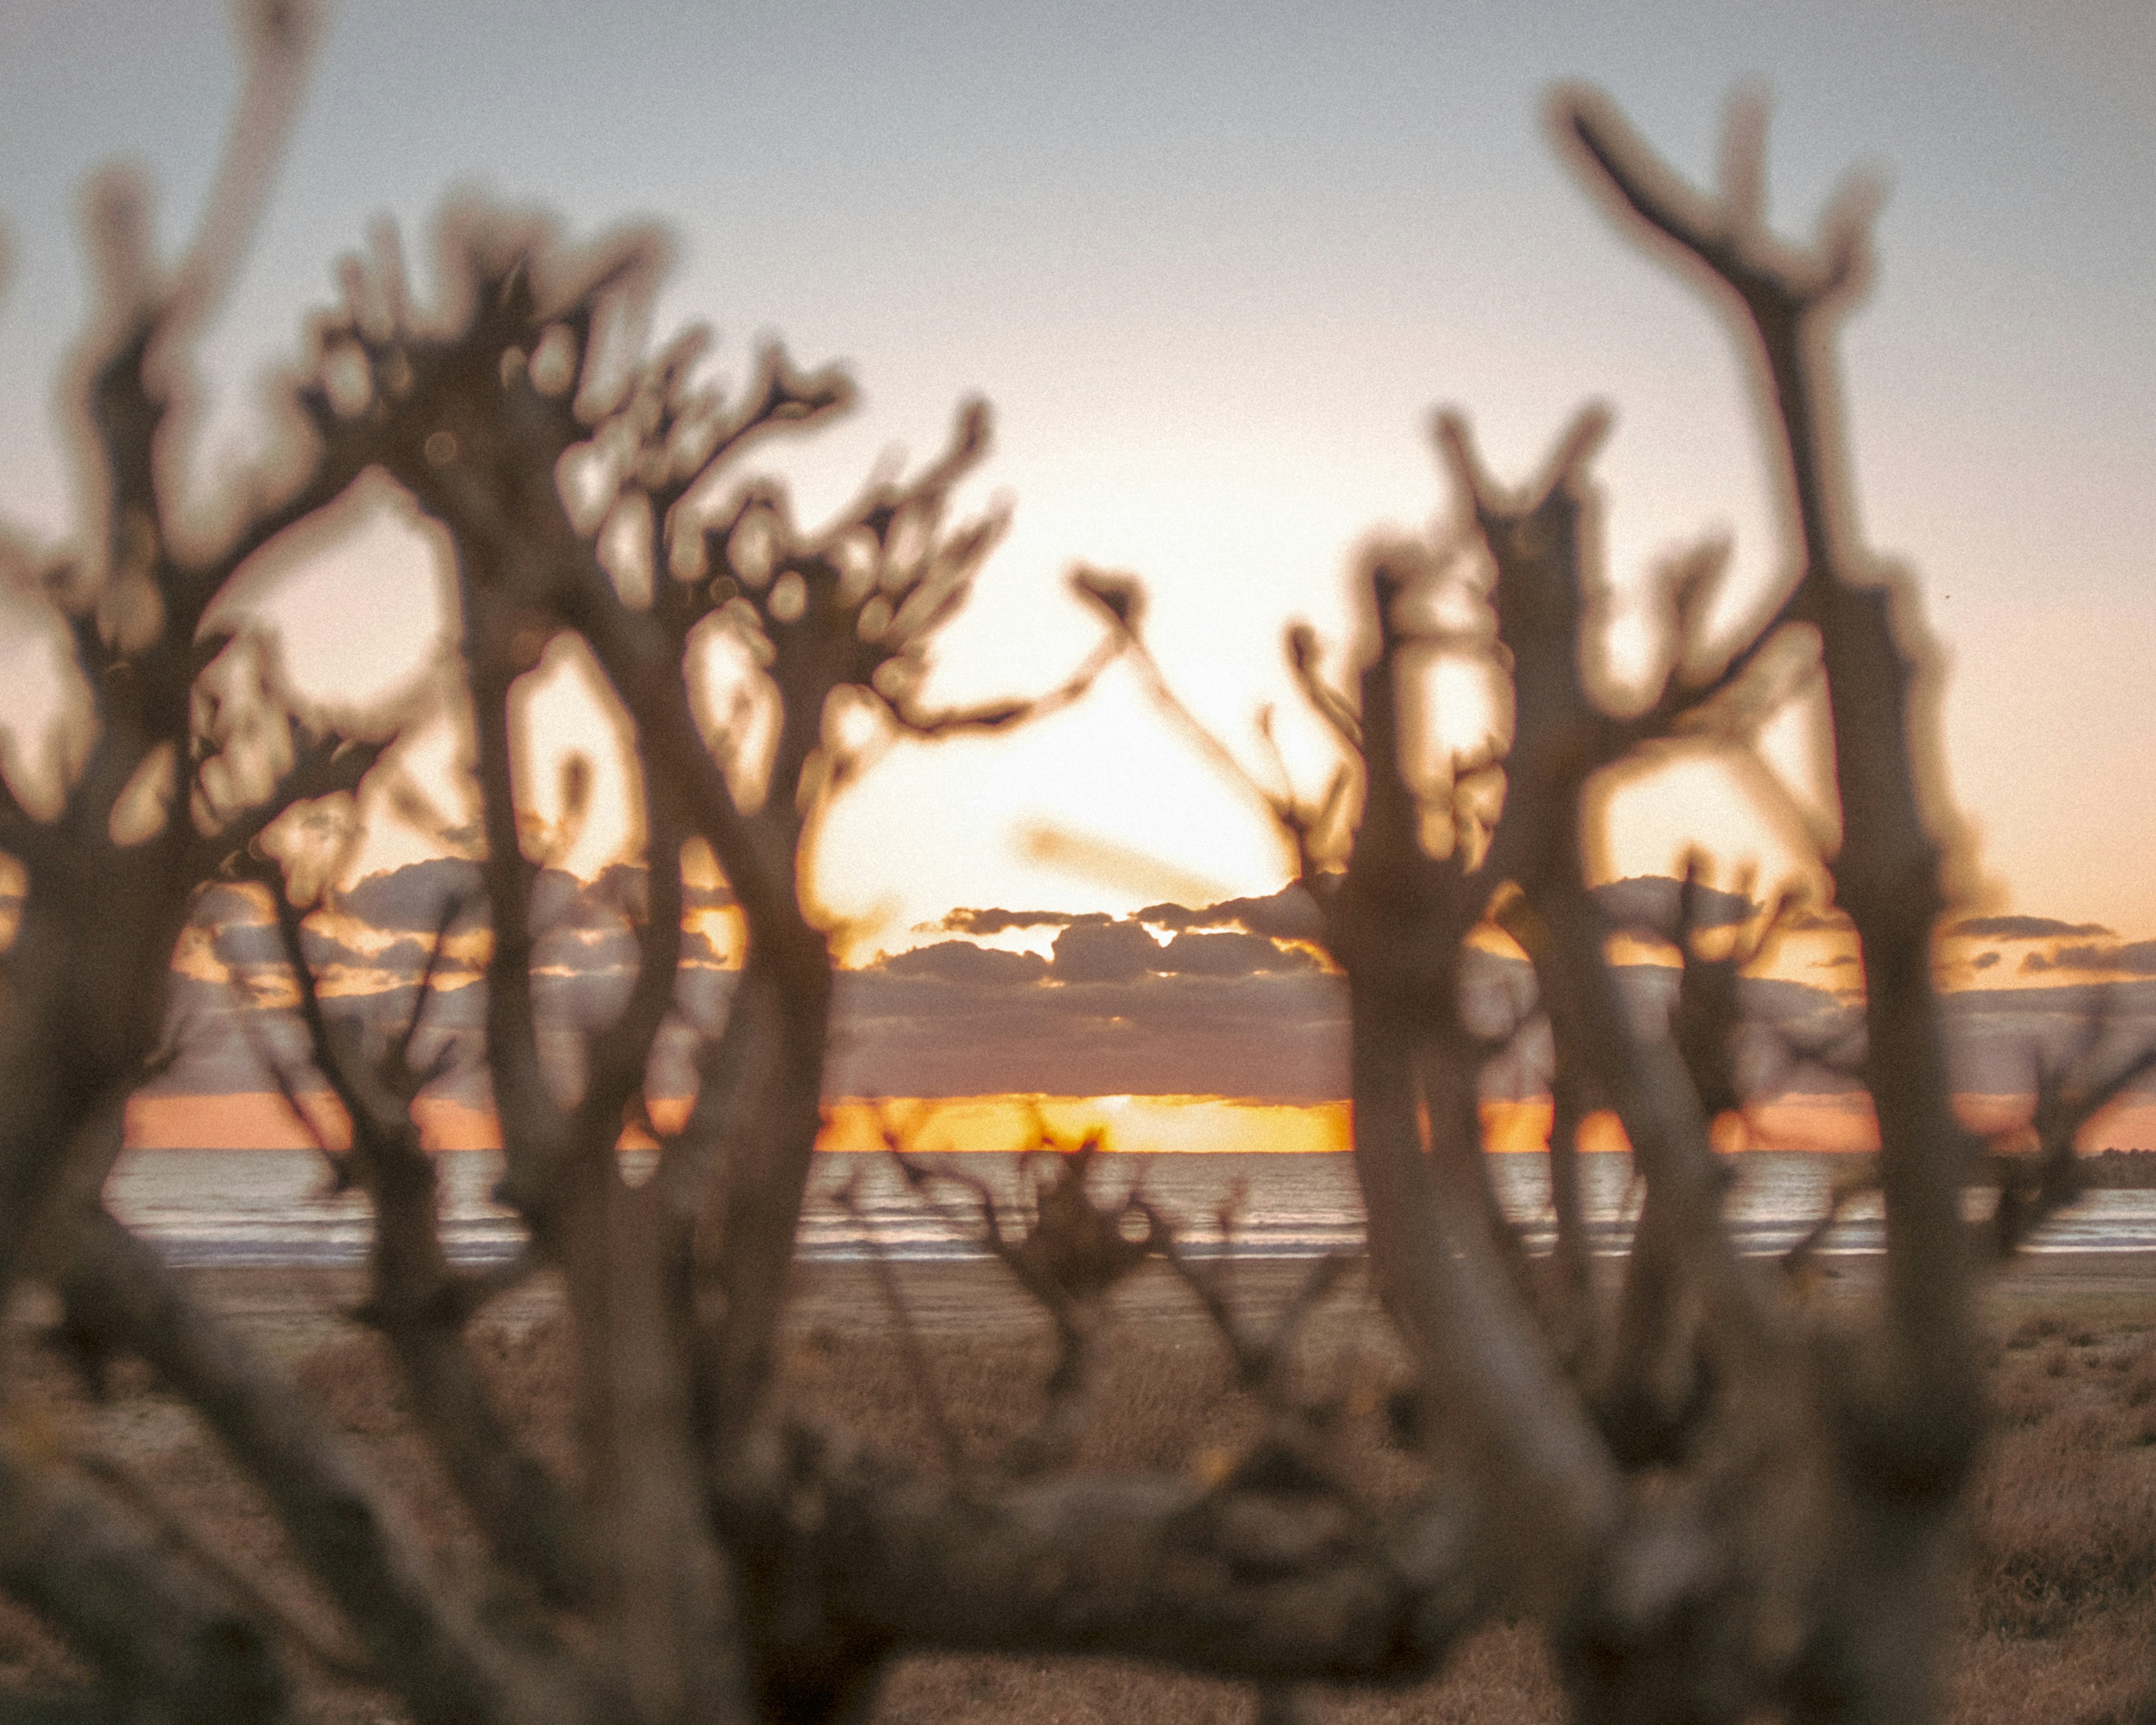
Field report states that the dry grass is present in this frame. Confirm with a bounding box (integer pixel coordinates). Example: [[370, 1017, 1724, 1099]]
[[1951, 1319, 2156, 1725], [2, 1272, 2153, 1722]]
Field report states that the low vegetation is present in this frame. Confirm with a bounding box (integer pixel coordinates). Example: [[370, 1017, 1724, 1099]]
[[2077, 1152, 2156, 1190], [3, 1268, 2152, 1724]]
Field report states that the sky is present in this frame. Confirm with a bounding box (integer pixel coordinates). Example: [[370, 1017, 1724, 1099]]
[[80, 858, 2156, 1152], [2, 2, 2154, 1147]]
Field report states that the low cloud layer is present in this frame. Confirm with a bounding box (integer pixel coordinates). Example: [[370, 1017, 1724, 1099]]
[[937, 884, 1328, 947], [1949, 914, 2114, 942], [131, 862, 2156, 1143], [2023, 940, 2156, 978]]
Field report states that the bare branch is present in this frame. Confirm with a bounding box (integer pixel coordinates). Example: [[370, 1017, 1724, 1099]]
[[1147, 1193, 1354, 1409], [196, 726, 382, 871], [387, 886, 471, 1084], [1782, 1154, 1880, 1286], [689, 344, 856, 490], [0, 1440, 288, 1719], [1561, 84, 1979, 1483], [162, 0, 324, 343], [1080, 574, 1339, 880], [895, 1136, 1157, 1475], [71, 1444, 374, 1685], [54, 1207, 601, 1725], [0, 47, 2059, 1721], [812, 1467, 1489, 1687], [885, 628, 1121, 740], [1450, 408, 1773, 1389], [1285, 620, 1363, 755], [1993, 1026, 2156, 1257]]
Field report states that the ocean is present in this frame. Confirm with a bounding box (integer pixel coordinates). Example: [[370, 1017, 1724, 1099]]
[[103, 1148, 2156, 1269]]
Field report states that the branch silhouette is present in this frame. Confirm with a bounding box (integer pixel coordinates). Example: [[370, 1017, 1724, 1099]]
[[0, 39, 2144, 1725]]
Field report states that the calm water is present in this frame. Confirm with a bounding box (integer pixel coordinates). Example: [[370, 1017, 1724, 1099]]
[[103, 1148, 2156, 1269]]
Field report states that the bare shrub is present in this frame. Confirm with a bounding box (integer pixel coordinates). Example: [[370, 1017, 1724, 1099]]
[[4, 13, 2155, 1724]]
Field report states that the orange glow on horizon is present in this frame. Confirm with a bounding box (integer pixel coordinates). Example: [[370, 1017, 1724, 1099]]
[[126, 1091, 506, 1153], [819, 1096, 1353, 1157], [126, 1088, 2031, 1158], [127, 1092, 334, 1152]]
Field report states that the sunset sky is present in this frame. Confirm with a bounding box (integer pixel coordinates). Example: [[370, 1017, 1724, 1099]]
[[2, 2, 2153, 1151]]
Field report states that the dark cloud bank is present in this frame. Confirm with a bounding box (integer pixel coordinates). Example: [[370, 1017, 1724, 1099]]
[[148, 864, 2156, 1117]]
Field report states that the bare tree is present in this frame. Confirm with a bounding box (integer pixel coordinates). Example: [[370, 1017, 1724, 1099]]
[[0, 19, 2147, 1725]]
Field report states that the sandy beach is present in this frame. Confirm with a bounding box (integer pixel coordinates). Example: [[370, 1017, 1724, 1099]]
[[2, 1246, 2152, 1724], [126, 1245, 2156, 1367]]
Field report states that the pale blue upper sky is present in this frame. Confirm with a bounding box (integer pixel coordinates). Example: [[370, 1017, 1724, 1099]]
[[1, 0, 2152, 939]]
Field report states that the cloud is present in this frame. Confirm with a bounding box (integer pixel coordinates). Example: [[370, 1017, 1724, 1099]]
[[1033, 918, 1322, 983], [832, 968, 1350, 1101], [2025, 941, 2156, 976], [148, 850, 770, 1121], [1153, 930, 1318, 976], [881, 942, 1051, 986], [1778, 906, 1852, 934], [685, 878, 735, 914], [339, 857, 485, 933], [205, 881, 478, 1003], [147, 962, 489, 1103], [940, 907, 1083, 935], [1949, 914, 2115, 941], [1135, 886, 1327, 944], [680, 925, 734, 969], [1940, 977, 2156, 1096], [1592, 875, 1759, 935], [143, 860, 2156, 1127], [1049, 919, 1162, 983], [944, 885, 1330, 948], [335, 857, 698, 949], [832, 950, 1870, 1106], [211, 914, 294, 973]]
